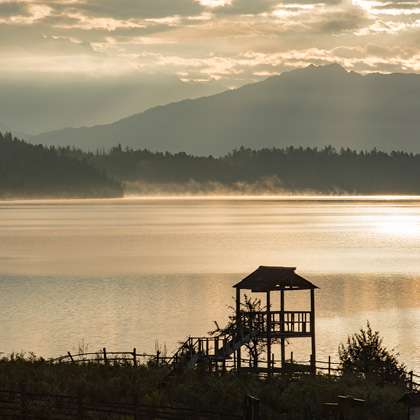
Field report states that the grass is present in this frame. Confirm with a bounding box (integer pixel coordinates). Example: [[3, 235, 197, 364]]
[[0, 353, 409, 420]]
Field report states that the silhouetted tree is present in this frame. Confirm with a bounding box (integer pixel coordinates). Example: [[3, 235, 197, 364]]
[[338, 322, 407, 384], [209, 295, 267, 367]]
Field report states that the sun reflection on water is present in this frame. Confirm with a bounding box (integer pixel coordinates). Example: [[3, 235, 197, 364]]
[[375, 216, 420, 237]]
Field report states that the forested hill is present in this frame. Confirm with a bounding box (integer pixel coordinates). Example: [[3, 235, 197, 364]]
[[3, 133, 420, 196], [88, 145, 420, 195], [0, 132, 122, 198]]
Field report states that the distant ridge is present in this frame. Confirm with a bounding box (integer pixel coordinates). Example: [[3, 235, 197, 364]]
[[31, 64, 420, 154]]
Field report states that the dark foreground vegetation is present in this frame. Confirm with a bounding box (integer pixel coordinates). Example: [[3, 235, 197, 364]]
[[0, 357, 410, 419], [0, 325, 416, 419], [0, 132, 122, 198]]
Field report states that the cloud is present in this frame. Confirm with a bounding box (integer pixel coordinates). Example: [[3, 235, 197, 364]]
[[214, 0, 278, 14], [0, 2, 52, 24], [0, 0, 419, 133], [0, 1, 30, 17], [60, 0, 203, 19], [315, 6, 370, 33], [196, 0, 233, 8]]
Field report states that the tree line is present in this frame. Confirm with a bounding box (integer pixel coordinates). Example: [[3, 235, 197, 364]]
[[87, 144, 420, 194], [0, 132, 122, 198], [3, 131, 420, 197]]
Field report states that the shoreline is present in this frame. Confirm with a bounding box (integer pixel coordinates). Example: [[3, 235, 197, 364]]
[[2, 193, 420, 204]]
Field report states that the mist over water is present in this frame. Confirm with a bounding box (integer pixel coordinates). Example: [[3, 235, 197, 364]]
[[0, 197, 419, 370]]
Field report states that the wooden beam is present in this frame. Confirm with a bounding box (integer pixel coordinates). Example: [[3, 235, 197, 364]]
[[236, 287, 241, 371], [266, 291, 271, 373], [280, 289, 285, 371], [310, 288, 316, 375]]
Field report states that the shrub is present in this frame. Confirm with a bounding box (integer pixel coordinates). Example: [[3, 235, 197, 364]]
[[338, 322, 407, 385]]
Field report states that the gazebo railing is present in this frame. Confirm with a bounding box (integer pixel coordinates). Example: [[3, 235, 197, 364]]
[[239, 310, 312, 335]]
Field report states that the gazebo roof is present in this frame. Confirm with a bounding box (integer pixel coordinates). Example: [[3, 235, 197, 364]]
[[233, 266, 318, 292]]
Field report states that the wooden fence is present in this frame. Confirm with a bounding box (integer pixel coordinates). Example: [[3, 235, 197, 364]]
[[0, 387, 246, 419], [52, 347, 171, 367], [248, 355, 419, 390], [52, 348, 420, 391]]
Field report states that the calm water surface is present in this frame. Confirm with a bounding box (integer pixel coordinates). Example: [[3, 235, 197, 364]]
[[0, 197, 419, 370]]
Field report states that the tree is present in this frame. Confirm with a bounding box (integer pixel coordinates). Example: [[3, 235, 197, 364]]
[[209, 295, 267, 367], [338, 322, 407, 384]]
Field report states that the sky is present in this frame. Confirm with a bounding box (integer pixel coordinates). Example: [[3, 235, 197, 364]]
[[1, 0, 419, 134]]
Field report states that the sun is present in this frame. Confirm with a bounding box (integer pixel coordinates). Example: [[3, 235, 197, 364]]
[[376, 216, 420, 236]]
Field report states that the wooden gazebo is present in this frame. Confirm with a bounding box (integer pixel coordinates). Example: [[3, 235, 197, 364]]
[[233, 266, 318, 374]]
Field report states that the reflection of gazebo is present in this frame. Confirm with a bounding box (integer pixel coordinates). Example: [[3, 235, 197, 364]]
[[233, 266, 318, 374]]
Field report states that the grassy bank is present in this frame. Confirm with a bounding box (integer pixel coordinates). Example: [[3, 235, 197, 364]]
[[0, 355, 408, 419]]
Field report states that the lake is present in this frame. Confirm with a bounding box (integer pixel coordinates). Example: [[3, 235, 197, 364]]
[[0, 196, 419, 371]]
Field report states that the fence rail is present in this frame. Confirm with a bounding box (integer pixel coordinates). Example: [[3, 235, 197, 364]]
[[53, 347, 172, 367]]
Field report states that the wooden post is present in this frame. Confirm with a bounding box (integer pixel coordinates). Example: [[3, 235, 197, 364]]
[[133, 393, 139, 420], [266, 291, 271, 373], [77, 389, 84, 419], [291, 351, 294, 364], [20, 382, 27, 420], [244, 395, 260, 420], [310, 289, 316, 375], [328, 355, 331, 377], [67, 351, 74, 363], [156, 350, 161, 366], [409, 371, 413, 391], [133, 348, 137, 367], [236, 287, 241, 372], [280, 289, 285, 372], [310, 354, 315, 376], [103, 347, 108, 365], [215, 338, 219, 373]]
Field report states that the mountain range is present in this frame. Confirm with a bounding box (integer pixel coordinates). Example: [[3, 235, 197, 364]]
[[30, 64, 420, 155]]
